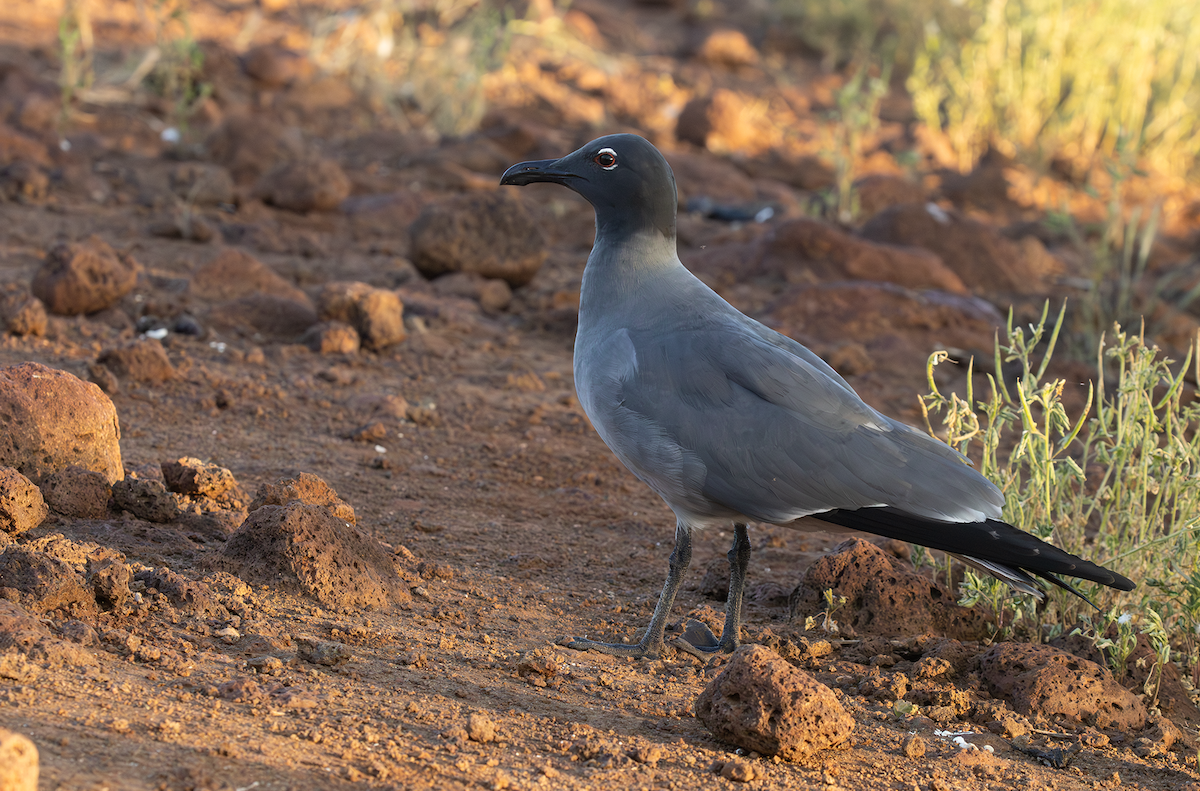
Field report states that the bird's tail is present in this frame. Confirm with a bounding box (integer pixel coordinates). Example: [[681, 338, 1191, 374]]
[[811, 506, 1134, 605]]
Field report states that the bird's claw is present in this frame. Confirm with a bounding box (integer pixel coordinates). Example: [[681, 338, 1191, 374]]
[[563, 636, 661, 659]]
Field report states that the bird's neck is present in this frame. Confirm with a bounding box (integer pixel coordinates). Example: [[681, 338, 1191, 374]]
[[578, 229, 695, 327]]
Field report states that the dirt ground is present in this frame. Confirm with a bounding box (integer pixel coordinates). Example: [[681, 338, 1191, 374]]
[[3, 1, 1200, 789]]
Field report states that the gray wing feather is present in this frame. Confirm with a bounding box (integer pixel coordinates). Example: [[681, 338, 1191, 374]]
[[614, 323, 1004, 524]]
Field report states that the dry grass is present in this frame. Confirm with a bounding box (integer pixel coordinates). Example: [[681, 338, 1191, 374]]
[[909, 0, 1200, 175]]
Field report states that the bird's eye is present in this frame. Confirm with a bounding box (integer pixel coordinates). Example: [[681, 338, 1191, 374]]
[[593, 148, 618, 170]]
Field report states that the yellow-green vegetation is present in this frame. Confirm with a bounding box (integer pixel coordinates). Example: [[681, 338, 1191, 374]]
[[921, 304, 1200, 693], [310, 0, 511, 136], [768, 0, 967, 71], [145, 0, 209, 127], [828, 56, 891, 223], [57, 0, 94, 113], [909, 0, 1200, 174]]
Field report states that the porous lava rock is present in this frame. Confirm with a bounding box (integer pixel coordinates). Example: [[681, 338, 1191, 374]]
[[0, 362, 123, 484], [111, 478, 180, 523], [189, 248, 310, 305], [430, 272, 513, 313], [39, 465, 112, 519], [0, 467, 47, 535], [87, 555, 131, 611], [248, 472, 356, 524], [301, 320, 361, 354], [135, 567, 228, 619], [240, 44, 313, 89], [0, 598, 97, 671], [205, 115, 304, 184], [0, 285, 46, 336], [315, 281, 406, 351], [789, 538, 989, 640], [31, 236, 140, 315], [0, 159, 49, 203], [254, 156, 351, 213], [410, 191, 545, 286], [96, 338, 176, 384], [979, 642, 1148, 730], [852, 174, 927, 219], [675, 89, 772, 155], [207, 292, 319, 340], [161, 457, 239, 498], [696, 29, 760, 69], [665, 149, 757, 204], [859, 203, 1052, 295], [695, 644, 854, 761], [0, 546, 97, 617], [761, 218, 967, 294], [0, 726, 38, 791], [214, 474, 408, 610], [169, 162, 236, 206]]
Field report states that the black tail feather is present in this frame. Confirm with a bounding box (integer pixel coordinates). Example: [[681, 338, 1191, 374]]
[[810, 506, 1134, 595]]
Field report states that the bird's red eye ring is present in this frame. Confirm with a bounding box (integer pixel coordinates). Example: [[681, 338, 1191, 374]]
[[593, 148, 618, 170]]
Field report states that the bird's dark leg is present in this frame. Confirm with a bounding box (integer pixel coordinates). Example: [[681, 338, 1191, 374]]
[[671, 523, 750, 658], [566, 521, 693, 659]]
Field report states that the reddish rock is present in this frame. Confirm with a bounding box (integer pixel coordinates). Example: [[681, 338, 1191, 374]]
[[136, 567, 228, 619], [762, 218, 967, 294], [346, 190, 426, 248], [87, 555, 131, 610], [979, 642, 1147, 730], [190, 248, 310, 305], [302, 320, 361, 354], [0, 727, 38, 791], [665, 149, 758, 204], [0, 598, 96, 673], [205, 115, 304, 184], [96, 338, 176, 384], [695, 644, 854, 760], [240, 44, 312, 89], [939, 158, 1019, 212], [431, 271, 513, 313], [169, 162, 235, 206], [854, 174, 926, 218], [0, 285, 46, 336], [145, 213, 216, 243], [0, 546, 98, 617], [248, 472, 356, 525], [207, 293, 319, 340], [0, 123, 49, 167], [0, 363, 123, 484], [859, 203, 1049, 295], [315, 281, 406, 351], [675, 89, 772, 154], [254, 156, 351, 213], [410, 191, 546, 287], [214, 474, 408, 610], [740, 151, 836, 192], [111, 478, 180, 523], [39, 465, 112, 519], [790, 538, 990, 640], [0, 467, 47, 536], [0, 160, 49, 203], [161, 457, 239, 498], [31, 236, 140, 316], [696, 29, 760, 68]]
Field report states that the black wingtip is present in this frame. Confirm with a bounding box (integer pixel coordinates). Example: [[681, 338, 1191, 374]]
[[811, 507, 1134, 596]]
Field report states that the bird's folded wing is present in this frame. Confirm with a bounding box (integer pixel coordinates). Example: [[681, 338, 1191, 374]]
[[617, 327, 1005, 524]]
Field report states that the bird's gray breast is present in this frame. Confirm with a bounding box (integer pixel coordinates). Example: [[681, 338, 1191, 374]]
[[574, 325, 717, 519]]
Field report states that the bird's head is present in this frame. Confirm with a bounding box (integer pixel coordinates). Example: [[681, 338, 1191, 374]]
[[500, 133, 677, 240]]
